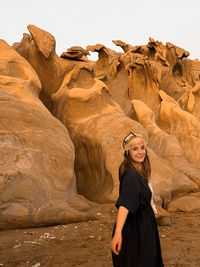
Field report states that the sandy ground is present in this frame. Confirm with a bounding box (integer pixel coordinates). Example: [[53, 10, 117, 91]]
[[0, 203, 200, 267]]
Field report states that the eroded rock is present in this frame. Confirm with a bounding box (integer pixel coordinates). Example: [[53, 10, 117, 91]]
[[61, 46, 90, 60], [14, 25, 94, 111], [52, 66, 147, 203], [168, 196, 200, 212], [0, 40, 95, 229], [0, 25, 200, 227]]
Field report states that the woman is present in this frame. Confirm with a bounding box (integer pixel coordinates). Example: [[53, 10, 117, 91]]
[[111, 132, 164, 267]]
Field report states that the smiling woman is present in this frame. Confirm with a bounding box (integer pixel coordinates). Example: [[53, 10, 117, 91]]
[[120, 132, 150, 180], [110, 132, 164, 267]]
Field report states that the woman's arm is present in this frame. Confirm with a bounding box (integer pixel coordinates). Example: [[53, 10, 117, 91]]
[[148, 182, 159, 216], [110, 206, 129, 255]]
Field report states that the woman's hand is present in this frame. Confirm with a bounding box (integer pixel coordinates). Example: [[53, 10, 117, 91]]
[[110, 232, 122, 255], [111, 206, 128, 255]]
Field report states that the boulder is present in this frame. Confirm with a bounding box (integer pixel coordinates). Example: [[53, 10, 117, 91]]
[[61, 46, 90, 60], [168, 196, 200, 212], [149, 149, 198, 209], [0, 40, 94, 229]]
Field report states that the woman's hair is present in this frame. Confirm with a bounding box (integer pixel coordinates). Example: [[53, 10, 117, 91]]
[[119, 148, 151, 181]]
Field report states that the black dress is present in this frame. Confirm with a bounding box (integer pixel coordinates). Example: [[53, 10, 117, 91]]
[[112, 169, 164, 267]]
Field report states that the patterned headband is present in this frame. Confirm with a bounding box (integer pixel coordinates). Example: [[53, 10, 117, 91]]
[[123, 132, 146, 151]]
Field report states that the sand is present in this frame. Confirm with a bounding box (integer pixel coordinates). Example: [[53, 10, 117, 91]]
[[0, 203, 200, 267]]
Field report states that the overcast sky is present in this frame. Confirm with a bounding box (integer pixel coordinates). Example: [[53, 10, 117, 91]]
[[1, 0, 200, 60]]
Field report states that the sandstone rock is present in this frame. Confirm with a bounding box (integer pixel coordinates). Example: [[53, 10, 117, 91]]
[[52, 65, 147, 202], [0, 39, 42, 108], [87, 43, 121, 79], [90, 44, 131, 116], [178, 81, 200, 121], [168, 196, 200, 212], [0, 202, 30, 229], [14, 25, 94, 111], [156, 206, 171, 218], [1, 25, 200, 224], [122, 52, 161, 116], [178, 58, 200, 87], [156, 206, 172, 226], [132, 99, 183, 158], [157, 217, 172, 226], [28, 24, 56, 59], [0, 40, 94, 229], [87, 43, 161, 118], [159, 70, 187, 101], [132, 98, 200, 188], [159, 90, 200, 164], [166, 42, 190, 67], [112, 40, 133, 52], [61, 46, 90, 60], [149, 149, 198, 208]]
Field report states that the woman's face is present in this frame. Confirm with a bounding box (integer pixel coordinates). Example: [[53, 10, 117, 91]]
[[128, 138, 146, 163]]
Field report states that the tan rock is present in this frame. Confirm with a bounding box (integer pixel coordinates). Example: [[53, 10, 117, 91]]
[[166, 42, 190, 67], [156, 216, 172, 226], [1, 26, 199, 223], [27, 24, 55, 59], [179, 58, 200, 87], [132, 99, 183, 158], [168, 196, 200, 212], [87, 43, 162, 118], [112, 40, 133, 52], [0, 203, 29, 229], [159, 90, 200, 164], [61, 46, 90, 60], [132, 98, 200, 188], [159, 70, 187, 101], [14, 25, 94, 111], [52, 66, 147, 202], [87, 43, 121, 79], [178, 81, 200, 121], [0, 40, 95, 229], [122, 52, 161, 116], [149, 149, 198, 208]]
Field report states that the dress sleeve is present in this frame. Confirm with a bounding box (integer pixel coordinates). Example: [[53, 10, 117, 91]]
[[116, 170, 140, 215]]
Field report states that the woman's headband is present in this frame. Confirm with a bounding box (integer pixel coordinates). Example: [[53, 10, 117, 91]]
[[123, 132, 146, 151]]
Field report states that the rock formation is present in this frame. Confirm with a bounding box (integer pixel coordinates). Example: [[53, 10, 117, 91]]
[[13, 25, 94, 112], [60, 46, 90, 60], [0, 39, 94, 229], [52, 65, 147, 203], [0, 25, 200, 229]]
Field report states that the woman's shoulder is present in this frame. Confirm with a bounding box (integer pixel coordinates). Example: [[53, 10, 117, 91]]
[[120, 169, 140, 184], [123, 169, 140, 177]]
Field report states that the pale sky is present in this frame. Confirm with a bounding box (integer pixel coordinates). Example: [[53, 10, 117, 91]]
[[1, 0, 200, 61]]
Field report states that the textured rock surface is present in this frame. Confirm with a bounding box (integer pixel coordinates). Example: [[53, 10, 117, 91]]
[[168, 196, 200, 212], [60, 46, 90, 60], [52, 65, 147, 202], [159, 90, 200, 164], [13, 25, 94, 111], [0, 40, 94, 229], [1, 25, 200, 228], [132, 99, 200, 188]]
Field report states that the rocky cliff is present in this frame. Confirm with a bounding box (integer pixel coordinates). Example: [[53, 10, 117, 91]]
[[0, 25, 200, 229]]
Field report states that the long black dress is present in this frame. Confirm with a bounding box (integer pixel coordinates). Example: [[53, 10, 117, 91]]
[[112, 169, 164, 267]]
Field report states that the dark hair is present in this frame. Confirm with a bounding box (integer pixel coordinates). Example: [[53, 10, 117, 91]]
[[119, 149, 151, 181]]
